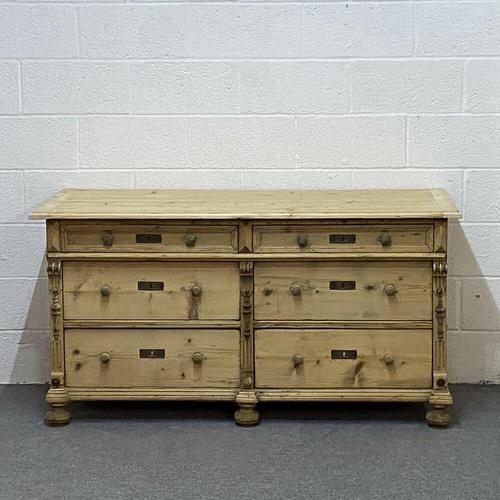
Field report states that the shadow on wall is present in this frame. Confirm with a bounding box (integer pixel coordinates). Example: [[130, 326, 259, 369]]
[[10, 260, 49, 384], [9, 220, 500, 385], [448, 222, 500, 384]]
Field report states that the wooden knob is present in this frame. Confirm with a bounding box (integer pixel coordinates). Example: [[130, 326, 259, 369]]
[[102, 233, 114, 247], [383, 353, 395, 366], [263, 287, 273, 296], [384, 284, 397, 296], [292, 354, 304, 367], [192, 352, 204, 364], [191, 286, 202, 297], [184, 233, 197, 247], [297, 234, 308, 248], [290, 285, 302, 296], [99, 352, 111, 364], [377, 232, 392, 247], [100, 285, 110, 297]]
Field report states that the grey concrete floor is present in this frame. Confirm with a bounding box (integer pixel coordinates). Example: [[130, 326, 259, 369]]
[[0, 384, 498, 500]]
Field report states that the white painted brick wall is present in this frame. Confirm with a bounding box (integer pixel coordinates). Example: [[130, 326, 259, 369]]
[[0, 0, 499, 384]]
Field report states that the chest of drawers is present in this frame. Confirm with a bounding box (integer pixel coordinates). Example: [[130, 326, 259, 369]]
[[30, 189, 460, 427]]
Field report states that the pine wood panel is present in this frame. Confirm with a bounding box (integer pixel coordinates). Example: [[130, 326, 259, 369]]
[[254, 261, 432, 321], [61, 222, 238, 253], [65, 329, 240, 388], [255, 329, 432, 388], [30, 189, 461, 220], [63, 262, 240, 320], [256, 389, 433, 402], [254, 224, 433, 253]]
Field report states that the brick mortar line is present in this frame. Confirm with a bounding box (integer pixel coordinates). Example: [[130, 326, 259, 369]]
[[3, 57, 500, 62], [1, 113, 500, 117]]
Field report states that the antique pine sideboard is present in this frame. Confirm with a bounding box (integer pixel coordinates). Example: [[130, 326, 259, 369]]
[[30, 189, 460, 427]]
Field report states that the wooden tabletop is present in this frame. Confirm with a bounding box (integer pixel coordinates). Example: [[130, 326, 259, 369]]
[[29, 189, 461, 220]]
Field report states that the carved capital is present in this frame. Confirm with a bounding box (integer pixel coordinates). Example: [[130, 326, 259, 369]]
[[239, 261, 253, 276]]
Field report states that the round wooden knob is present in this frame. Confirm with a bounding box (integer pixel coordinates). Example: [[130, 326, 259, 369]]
[[102, 233, 114, 247], [383, 353, 395, 365], [290, 285, 302, 296], [191, 286, 202, 297], [377, 232, 392, 247], [99, 352, 111, 364], [292, 354, 304, 367], [100, 285, 111, 297], [384, 284, 397, 296], [184, 233, 197, 247], [263, 287, 273, 296], [192, 352, 204, 364], [297, 234, 308, 248]]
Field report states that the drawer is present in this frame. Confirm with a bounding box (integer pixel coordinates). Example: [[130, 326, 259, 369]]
[[253, 224, 433, 253], [63, 262, 240, 320], [65, 329, 240, 388], [255, 329, 432, 388], [61, 223, 238, 253], [254, 262, 432, 321]]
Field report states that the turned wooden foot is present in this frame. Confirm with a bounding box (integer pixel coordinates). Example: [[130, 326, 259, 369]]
[[234, 405, 260, 426], [45, 406, 71, 426], [234, 391, 260, 426], [426, 404, 451, 428], [45, 387, 70, 426]]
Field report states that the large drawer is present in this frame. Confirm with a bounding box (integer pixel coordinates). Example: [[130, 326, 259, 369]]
[[253, 224, 433, 253], [63, 262, 240, 320], [254, 262, 432, 321], [61, 223, 238, 253], [65, 329, 240, 388], [255, 329, 432, 388]]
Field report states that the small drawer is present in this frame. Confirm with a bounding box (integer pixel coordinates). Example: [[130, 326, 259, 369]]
[[63, 262, 240, 320], [65, 329, 240, 388], [255, 329, 432, 388], [61, 223, 238, 253], [253, 224, 433, 253], [254, 261, 432, 321]]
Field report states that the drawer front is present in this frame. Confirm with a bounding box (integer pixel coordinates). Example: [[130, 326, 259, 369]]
[[254, 262, 432, 321], [65, 329, 240, 388], [253, 224, 433, 253], [63, 262, 240, 320], [61, 223, 238, 253], [255, 329, 432, 388]]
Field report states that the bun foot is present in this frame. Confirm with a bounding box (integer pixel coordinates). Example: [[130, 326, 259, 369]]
[[234, 405, 260, 426], [45, 406, 70, 426], [426, 404, 451, 428], [45, 387, 70, 426]]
